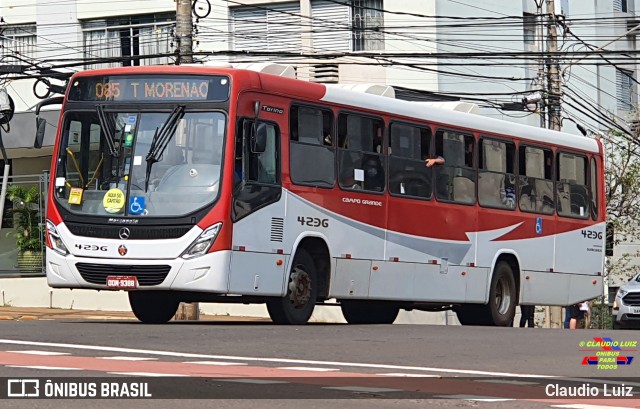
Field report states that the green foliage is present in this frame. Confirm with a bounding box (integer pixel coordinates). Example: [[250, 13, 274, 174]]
[[588, 296, 613, 330], [5, 185, 43, 253], [604, 134, 640, 281]]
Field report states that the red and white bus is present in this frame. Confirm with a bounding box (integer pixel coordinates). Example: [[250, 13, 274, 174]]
[[35, 65, 605, 325]]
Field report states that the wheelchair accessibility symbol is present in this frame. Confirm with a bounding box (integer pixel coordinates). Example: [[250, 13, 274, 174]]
[[129, 196, 146, 215], [535, 217, 543, 235]]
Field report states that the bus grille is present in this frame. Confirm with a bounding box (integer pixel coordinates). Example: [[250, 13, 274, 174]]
[[66, 223, 192, 240], [623, 292, 640, 307], [76, 263, 171, 286]]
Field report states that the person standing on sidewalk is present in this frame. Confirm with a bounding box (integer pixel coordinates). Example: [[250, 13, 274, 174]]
[[519, 305, 535, 328]]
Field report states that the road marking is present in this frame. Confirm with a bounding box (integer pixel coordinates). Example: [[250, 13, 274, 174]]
[[474, 379, 539, 385], [6, 365, 80, 371], [215, 379, 289, 385], [7, 350, 70, 356], [108, 372, 189, 377], [99, 356, 157, 361], [551, 405, 639, 409], [323, 386, 403, 393], [0, 338, 561, 379], [434, 394, 514, 402], [377, 373, 440, 377], [277, 367, 339, 372], [182, 361, 247, 366]]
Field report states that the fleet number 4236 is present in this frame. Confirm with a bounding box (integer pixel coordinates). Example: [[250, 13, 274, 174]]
[[581, 230, 602, 240]]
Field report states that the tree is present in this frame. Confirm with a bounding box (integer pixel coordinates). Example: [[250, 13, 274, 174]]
[[604, 130, 640, 281]]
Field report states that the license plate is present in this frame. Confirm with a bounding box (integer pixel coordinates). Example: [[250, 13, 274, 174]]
[[633, 307, 640, 314], [106, 276, 138, 289]]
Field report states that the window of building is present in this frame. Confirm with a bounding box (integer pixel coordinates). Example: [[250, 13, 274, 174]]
[[523, 13, 536, 45], [518, 146, 554, 214], [478, 138, 516, 210], [590, 157, 599, 220], [388, 123, 431, 199], [352, 0, 384, 51], [0, 25, 37, 59], [556, 152, 589, 219], [230, 3, 302, 57], [614, 0, 628, 12], [82, 13, 174, 69], [616, 69, 634, 111], [434, 129, 475, 204], [337, 113, 384, 192], [290, 105, 334, 187]]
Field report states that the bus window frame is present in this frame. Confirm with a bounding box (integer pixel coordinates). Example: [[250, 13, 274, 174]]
[[433, 127, 476, 206], [590, 156, 599, 221], [477, 135, 517, 211], [288, 102, 337, 190], [556, 149, 590, 220], [387, 119, 433, 202], [517, 142, 556, 216], [336, 109, 387, 195]]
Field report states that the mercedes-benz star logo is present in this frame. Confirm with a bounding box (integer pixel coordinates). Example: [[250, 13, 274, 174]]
[[119, 227, 131, 240]]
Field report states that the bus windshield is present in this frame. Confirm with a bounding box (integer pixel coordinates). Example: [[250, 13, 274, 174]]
[[54, 109, 226, 217]]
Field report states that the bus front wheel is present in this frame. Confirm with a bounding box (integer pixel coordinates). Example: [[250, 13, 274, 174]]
[[267, 249, 318, 325], [486, 261, 516, 326], [129, 291, 179, 324]]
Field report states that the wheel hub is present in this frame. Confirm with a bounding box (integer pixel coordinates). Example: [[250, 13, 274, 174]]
[[288, 267, 312, 308]]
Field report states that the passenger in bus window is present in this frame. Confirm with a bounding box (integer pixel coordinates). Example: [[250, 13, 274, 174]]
[[363, 156, 384, 192], [501, 177, 516, 209], [425, 156, 445, 167]]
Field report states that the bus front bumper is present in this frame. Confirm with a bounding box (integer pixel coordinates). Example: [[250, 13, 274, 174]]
[[45, 248, 231, 293]]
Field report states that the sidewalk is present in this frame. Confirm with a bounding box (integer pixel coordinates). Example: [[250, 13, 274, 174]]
[[0, 306, 270, 322]]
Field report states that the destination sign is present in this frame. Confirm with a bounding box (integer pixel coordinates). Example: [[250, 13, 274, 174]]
[[68, 75, 230, 102]]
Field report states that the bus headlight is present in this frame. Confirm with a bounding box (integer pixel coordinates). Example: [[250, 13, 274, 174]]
[[182, 223, 222, 259], [46, 220, 69, 256]]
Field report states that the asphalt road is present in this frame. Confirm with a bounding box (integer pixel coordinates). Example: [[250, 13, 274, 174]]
[[0, 319, 638, 409]]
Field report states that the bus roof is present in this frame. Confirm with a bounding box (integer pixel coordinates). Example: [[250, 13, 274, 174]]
[[70, 66, 600, 154]]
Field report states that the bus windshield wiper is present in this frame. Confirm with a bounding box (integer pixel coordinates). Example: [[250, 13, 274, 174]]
[[144, 105, 185, 192], [96, 105, 119, 157]]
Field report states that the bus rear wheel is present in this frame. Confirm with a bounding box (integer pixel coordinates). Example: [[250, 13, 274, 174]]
[[341, 300, 400, 324], [455, 261, 516, 326], [267, 249, 318, 325], [128, 291, 179, 324]]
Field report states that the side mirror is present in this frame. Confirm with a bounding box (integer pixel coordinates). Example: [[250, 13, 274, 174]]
[[34, 118, 47, 148], [33, 96, 64, 149], [250, 122, 267, 153]]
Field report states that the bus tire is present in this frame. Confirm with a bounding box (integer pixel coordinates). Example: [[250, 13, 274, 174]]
[[486, 261, 517, 326], [340, 300, 400, 324], [455, 304, 489, 326], [267, 249, 317, 325], [128, 291, 179, 324]]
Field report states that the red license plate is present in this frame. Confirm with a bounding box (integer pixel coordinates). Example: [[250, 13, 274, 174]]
[[106, 275, 138, 289]]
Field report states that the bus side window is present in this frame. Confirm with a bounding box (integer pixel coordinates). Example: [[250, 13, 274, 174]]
[[337, 113, 385, 192], [289, 106, 335, 187], [590, 157, 598, 220], [388, 123, 431, 199], [518, 146, 554, 214], [434, 129, 475, 204], [246, 121, 279, 185], [478, 138, 515, 210], [556, 152, 589, 219]]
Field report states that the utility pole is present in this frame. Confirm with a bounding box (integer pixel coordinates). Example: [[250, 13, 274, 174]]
[[545, 0, 563, 329], [173, 0, 198, 321], [176, 0, 194, 65], [546, 0, 562, 131]]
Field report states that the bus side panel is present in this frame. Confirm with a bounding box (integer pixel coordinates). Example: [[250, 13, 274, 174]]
[[330, 259, 372, 298], [475, 211, 556, 273], [554, 220, 605, 275], [229, 196, 288, 296]]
